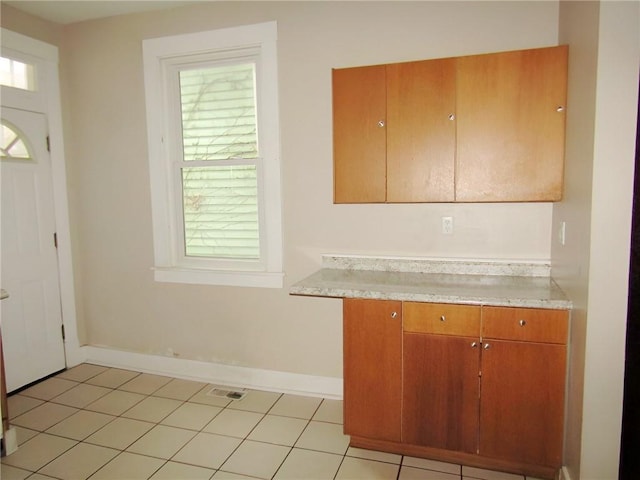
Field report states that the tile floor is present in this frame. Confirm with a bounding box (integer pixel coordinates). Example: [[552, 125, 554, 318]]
[[1, 364, 545, 480]]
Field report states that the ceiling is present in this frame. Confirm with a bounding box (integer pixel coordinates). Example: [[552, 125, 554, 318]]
[[4, 1, 197, 25]]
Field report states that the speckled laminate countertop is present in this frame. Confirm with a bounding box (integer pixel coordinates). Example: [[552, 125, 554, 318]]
[[290, 255, 572, 310]]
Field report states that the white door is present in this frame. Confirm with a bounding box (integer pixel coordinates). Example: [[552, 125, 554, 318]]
[[1, 106, 66, 392]]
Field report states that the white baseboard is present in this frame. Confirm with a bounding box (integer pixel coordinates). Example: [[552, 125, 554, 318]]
[[82, 346, 343, 399], [2, 428, 18, 455], [559, 466, 572, 480]]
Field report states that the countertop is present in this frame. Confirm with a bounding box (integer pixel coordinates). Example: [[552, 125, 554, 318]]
[[290, 255, 572, 310]]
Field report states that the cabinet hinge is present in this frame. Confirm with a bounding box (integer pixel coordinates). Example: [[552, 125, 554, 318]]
[[54, 232, 58, 248], [46, 135, 51, 152], [61, 324, 66, 340]]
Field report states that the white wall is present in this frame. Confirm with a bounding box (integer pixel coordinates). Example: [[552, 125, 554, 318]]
[[555, 1, 640, 479]]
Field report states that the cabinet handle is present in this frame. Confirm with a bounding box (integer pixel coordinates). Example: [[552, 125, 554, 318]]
[[377, 120, 385, 127], [448, 114, 455, 121], [390, 311, 398, 319], [483, 343, 491, 350], [471, 342, 478, 348], [556, 106, 565, 112], [519, 319, 527, 327], [440, 315, 446, 322]]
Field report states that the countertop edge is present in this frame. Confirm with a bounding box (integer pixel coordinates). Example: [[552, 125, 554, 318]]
[[290, 285, 572, 310], [289, 263, 573, 310]]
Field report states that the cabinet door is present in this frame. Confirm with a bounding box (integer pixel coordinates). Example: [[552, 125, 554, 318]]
[[386, 58, 456, 202], [333, 65, 387, 203], [456, 45, 568, 202], [403, 333, 480, 453], [479, 340, 566, 467], [343, 298, 402, 441]]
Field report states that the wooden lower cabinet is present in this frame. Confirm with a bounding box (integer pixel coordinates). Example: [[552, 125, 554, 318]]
[[479, 340, 566, 467], [403, 333, 480, 453], [343, 298, 402, 442], [343, 299, 569, 479], [480, 306, 568, 468]]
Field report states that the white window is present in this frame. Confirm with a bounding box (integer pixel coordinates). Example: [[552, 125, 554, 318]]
[[0, 55, 36, 91], [143, 22, 283, 288]]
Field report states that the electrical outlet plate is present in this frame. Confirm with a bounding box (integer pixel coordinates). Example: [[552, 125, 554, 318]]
[[442, 216, 453, 235]]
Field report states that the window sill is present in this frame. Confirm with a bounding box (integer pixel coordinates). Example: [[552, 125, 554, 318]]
[[153, 267, 284, 288]]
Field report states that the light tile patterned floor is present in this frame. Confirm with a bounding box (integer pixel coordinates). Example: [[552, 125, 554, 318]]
[[1, 364, 545, 480]]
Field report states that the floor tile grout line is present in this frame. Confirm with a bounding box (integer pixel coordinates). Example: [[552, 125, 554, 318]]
[[23, 433, 81, 478], [11, 415, 442, 480], [214, 390, 284, 478], [11, 396, 346, 462], [5, 365, 527, 480], [266, 395, 320, 479]]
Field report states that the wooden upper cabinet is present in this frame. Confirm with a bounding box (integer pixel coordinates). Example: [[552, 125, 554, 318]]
[[333, 58, 456, 203], [333, 65, 387, 203], [456, 45, 568, 202], [386, 58, 456, 202], [332, 45, 568, 203]]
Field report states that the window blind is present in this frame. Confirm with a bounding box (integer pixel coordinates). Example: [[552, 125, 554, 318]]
[[178, 63, 260, 259]]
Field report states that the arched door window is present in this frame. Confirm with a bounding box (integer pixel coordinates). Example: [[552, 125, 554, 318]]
[[0, 120, 33, 161]]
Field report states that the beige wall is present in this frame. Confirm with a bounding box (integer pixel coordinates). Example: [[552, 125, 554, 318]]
[[0, 3, 62, 46], [555, 2, 599, 478], [51, 1, 560, 378], [6, 0, 640, 477], [556, 1, 639, 479]]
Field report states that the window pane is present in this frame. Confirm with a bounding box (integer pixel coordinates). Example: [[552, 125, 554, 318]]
[[182, 165, 259, 259], [180, 63, 258, 161], [0, 121, 32, 161], [0, 56, 35, 91]]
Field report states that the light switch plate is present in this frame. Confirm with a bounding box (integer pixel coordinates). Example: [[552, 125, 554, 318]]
[[559, 221, 566, 246]]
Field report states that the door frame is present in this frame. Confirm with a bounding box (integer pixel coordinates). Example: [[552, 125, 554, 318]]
[[620, 79, 640, 480], [1, 28, 82, 367]]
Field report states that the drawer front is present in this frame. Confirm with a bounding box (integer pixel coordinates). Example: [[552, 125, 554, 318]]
[[482, 306, 569, 344], [403, 302, 481, 337]]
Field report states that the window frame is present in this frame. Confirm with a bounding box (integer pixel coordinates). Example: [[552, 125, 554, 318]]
[[143, 22, 283, 288]]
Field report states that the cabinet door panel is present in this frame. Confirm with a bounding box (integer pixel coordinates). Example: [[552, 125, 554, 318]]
[[387, 58, 456, 202], [456, 46, 568, 202], [480, 340, 566, 467], [333, 66, 387, 203], [343, 298, 402, 441], [403, 333, 480, 453]]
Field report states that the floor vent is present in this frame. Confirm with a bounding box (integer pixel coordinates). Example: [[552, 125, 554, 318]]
[[206, 387, 247, 400]]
